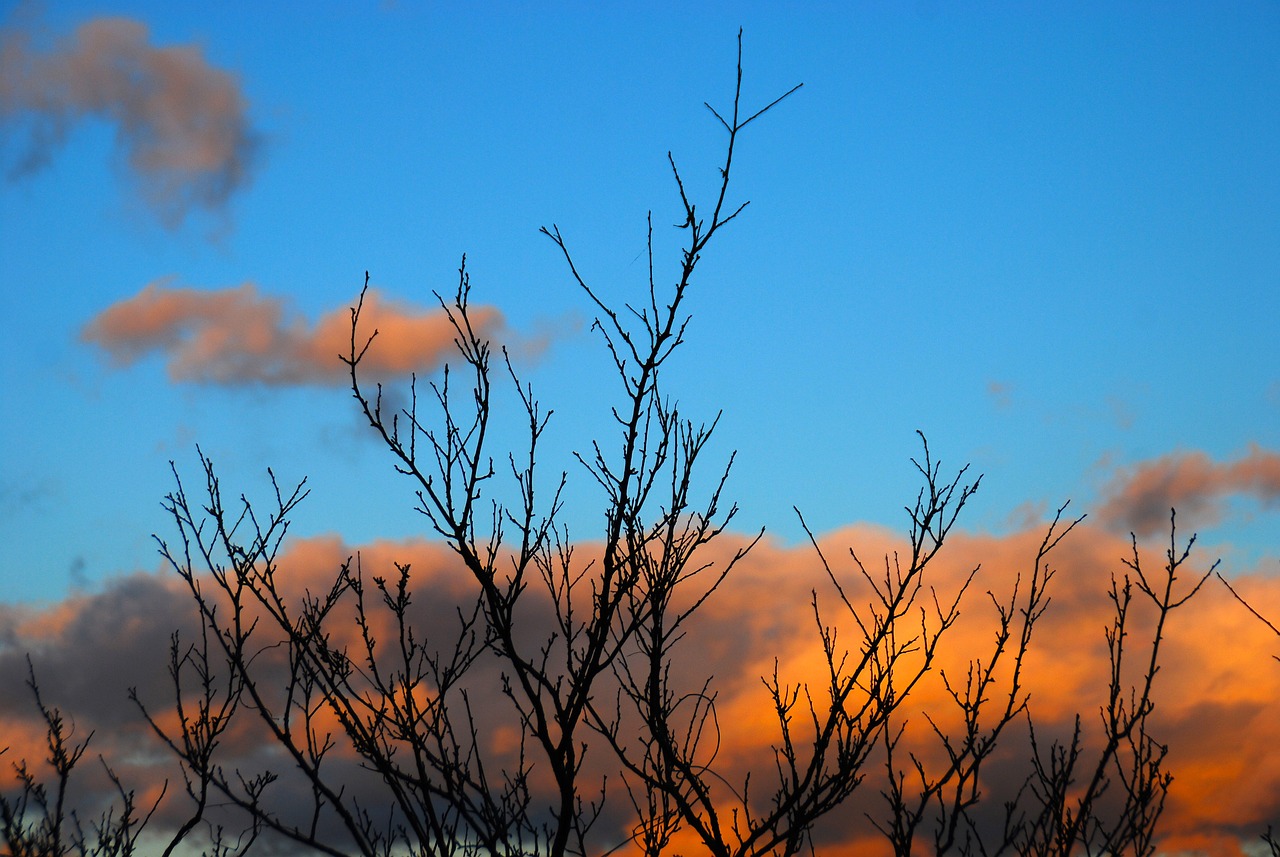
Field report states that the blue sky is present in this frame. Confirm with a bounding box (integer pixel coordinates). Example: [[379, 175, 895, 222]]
[[2, 1, 1278, 606]]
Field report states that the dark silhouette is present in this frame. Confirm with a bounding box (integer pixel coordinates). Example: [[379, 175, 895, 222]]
[[2, 32, 1247, 857]]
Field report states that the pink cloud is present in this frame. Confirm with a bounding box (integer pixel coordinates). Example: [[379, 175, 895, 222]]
[[81, 279, 507, 385], [1098, 446, 1280, 536], [0, 15, 260, 226]]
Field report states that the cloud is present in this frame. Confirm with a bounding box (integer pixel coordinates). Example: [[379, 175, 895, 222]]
[[0, 14, 260, 227], [81, 279, 511, 385], [1098, 446, 1280, 536], [986, 379, 1012, 410], [2, 520, 1277, 854]]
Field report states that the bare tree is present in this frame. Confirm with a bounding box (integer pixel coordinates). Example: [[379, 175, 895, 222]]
[[995, 512, 1215, 857], [137, 30, 803, 857], [4, 32, 1232, 857], [867, 497, 1077, 857], [586, 428, 1073, 857]]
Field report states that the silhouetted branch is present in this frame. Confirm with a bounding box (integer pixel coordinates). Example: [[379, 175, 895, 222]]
[[1, 659, 170, 857], [6, 26, 1247, 857], [1217, 571, 1280, 664]]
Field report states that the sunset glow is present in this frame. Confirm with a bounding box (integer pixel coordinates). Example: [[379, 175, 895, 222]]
[[2, 3, 1277, 855]]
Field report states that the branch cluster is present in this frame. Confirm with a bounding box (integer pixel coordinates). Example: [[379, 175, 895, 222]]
[[2, 31, 1256, 857]]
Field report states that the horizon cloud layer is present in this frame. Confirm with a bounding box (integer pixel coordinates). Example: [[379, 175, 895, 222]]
[[1, 520, 1277, 855]]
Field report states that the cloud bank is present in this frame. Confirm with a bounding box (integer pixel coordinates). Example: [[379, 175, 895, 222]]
[[0, 15, 260, 226], [1099, 446, 1280, 536], [2, 521, 1277, 855], [82, 279, 507, 385]]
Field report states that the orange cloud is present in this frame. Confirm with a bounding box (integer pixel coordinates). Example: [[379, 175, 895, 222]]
[[1, 523, 1276, 854], [1098, 446, 1280, 536], [689, 524, 1280, 856], [0, 14, 260, 226], [81, 279, 507, 385]]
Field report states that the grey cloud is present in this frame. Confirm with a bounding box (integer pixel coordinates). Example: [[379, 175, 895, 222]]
[[1098, 446, 1280, 536]]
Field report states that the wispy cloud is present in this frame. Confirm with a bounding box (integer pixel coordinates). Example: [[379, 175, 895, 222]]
[[81, 279, 509, 385], [0, 14, 260, 227], [986, 380, 1013, 410], [1098, 446, 1280, 535], [2, 521, 1276, 853]]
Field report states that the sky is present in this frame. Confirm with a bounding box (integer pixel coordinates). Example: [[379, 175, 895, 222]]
[[1, 2, 1278, 855]]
